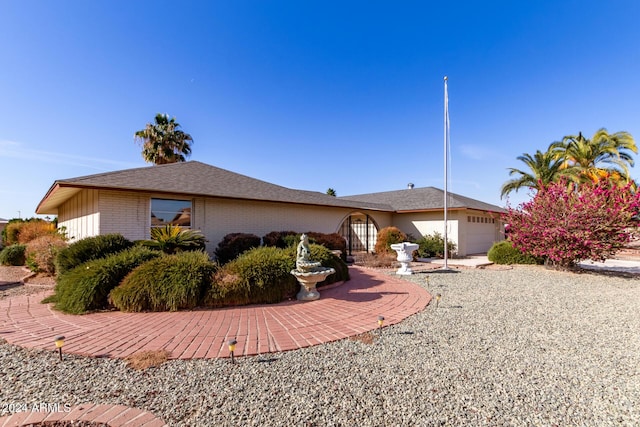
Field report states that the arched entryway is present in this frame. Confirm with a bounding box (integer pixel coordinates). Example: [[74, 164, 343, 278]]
[[338, 213, 379, 255]]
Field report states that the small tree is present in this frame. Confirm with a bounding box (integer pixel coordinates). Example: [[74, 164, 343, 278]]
[[326, 188, 336, 197], [504, 180, 640, 269]]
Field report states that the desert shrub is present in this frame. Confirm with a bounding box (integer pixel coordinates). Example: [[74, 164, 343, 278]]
[[306, 232, 348, 260], [48, 246, 160, 314], [0, 244, 26, 266], [487, 240, 543, 265], [2, 221, 22, 246], [142, 225, 207, 254], [262, 231, 298, 248], [415, 232, 457, 258], [374, 226, 407, 254], [110, 251, 216, 312], [214, 233, 261, 264], [55, 234, 133, 275], [205, 246, 297, 307], [25, 235, 68, 274], [352, 252, 397, 268], [17, 220, 58, 244]]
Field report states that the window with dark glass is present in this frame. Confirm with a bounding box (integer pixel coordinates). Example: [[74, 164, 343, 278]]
[[150, 198, 191, 228]]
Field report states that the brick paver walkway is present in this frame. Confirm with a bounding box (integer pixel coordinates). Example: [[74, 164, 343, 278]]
[[0, 266, 431, 360], [0, 403, 167, 426]]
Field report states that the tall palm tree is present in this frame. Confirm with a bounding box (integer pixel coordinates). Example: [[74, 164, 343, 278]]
[[551, 128, 637, 185], [500, 144, 574, 198], [134, 114, 194, 165]]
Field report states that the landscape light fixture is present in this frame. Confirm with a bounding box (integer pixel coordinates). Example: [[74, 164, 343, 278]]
[[377, 315, 384, 331], [228, 339, 237, 364], [435, 294, 442, 308], [54, 336, 65, 361]]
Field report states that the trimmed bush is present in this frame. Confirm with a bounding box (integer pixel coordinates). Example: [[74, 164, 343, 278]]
[[55, 234, 133, 275], [306, 232, 347, 261], [48, 246, 160, 314], [487, 240, 543, 265], [143, 225, 207, 254], [214, 233, 261, 264], [110, 251, 216, 312], [25, 235, 68, 274], [206, 246, 297, 307], [415, 232, 457, 258], [0, 244, 26, 266], [374, 226, 407, 254], [262, 231, 298, 248], [263, 231, 348, 260]]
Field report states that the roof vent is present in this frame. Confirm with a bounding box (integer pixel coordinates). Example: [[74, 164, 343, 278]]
[[407, 183, 414, 189]]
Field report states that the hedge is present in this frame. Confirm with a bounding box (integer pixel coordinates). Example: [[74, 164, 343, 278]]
[[46, 246, 160, 314]]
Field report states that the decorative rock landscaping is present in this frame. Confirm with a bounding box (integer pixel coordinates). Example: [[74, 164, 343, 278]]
[[1, 265, 639, 426]]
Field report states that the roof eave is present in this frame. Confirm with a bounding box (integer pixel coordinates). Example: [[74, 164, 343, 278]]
[[36, 182, 394, 215]]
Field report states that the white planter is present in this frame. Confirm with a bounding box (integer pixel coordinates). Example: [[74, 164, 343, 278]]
[[390, 242, 419, 275]]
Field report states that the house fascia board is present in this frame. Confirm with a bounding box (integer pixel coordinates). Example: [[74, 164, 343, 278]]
[[37, 183, 393, 215]]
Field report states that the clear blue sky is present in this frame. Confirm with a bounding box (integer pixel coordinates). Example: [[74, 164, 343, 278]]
[[2, 0, 639, 220]]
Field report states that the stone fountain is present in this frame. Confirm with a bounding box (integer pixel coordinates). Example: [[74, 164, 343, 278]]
[[291, 234, 336, 301], [390, 242, 419, 275]]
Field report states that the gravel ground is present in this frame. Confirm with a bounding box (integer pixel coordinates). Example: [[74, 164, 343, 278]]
[[0, 266, 55, 299], [1, 265, 639, 426]]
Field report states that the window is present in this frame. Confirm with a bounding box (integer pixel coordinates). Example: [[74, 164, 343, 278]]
[[151, 198, 191, 228]]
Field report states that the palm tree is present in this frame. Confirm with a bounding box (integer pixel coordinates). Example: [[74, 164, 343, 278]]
[[134, 114, 194, 165], [551, 128, 637, 185], [501, 144, 573, 198], [326, 188, 337, 197]]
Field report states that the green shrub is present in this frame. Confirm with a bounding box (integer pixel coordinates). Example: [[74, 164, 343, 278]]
[[49, 246, 160, 314], [415, 232, 457, 258], [374, 226, 407, 254], [262, 231, 298, 248], [306, 232, 347, 261], [487, 240, 543, 265], [263, 231, 347, 260], [110, 251, 216, 312], [0, 244, 26, 266], [25, 235, 68, 274], [206, 246, 297, 306], [142, 225, 207, 254], [214, 233, 261, 264], [55, 234, 133, 275]]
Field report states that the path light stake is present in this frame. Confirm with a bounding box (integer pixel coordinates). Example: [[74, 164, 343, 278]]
[[228, 339, 237, 364], [435, 294, 441, 309], [377, 315, 385, 332], [54, 336, 65, 361]]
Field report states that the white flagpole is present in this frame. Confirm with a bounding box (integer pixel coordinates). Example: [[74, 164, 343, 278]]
[[443, 76, 449, 270]]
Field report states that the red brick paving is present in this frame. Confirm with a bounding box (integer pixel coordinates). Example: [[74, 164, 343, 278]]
[[0, 404, 167, 426], [0, 266, 431, 360], [0, 266, 430, 426]]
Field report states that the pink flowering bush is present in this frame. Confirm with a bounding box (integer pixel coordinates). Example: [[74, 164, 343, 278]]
[[504, 180, 640, 269]]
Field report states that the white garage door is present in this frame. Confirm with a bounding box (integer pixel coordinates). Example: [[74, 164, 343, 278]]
[[466, 222, 497, 254]]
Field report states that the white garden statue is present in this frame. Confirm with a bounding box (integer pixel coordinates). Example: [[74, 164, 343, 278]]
[[390, 242, 419, 275]]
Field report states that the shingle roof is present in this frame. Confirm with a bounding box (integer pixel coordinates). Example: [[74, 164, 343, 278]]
[[340, 187, 505, 213], [36, 161, 392, 214]]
